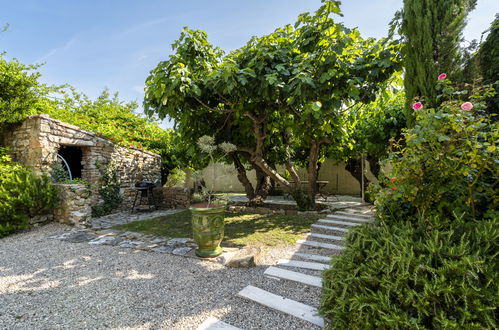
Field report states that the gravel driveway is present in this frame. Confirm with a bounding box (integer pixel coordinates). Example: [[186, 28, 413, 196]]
[[0, 223, 321, 329]]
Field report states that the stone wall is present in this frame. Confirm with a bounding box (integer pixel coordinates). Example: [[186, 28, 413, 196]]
[[53, 184, 92, 227], [1, 114, 161, 214], [162, 187, 192, 209]]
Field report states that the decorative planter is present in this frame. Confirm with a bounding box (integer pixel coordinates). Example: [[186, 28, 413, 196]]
[[189, 204, 225, 257]]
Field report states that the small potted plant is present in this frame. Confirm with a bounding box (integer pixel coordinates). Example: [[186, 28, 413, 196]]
[[190, 135, 236, 257]]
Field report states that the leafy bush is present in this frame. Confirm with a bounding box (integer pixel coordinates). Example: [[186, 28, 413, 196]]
[[0, 150, 58, 237], [0, 55, 45, 126], [374, 97, 497, 222], [320, 215, 498, 328], [320, 83, 498, 327], [91, 161, 122, 217], [164, 168, 186, 188]]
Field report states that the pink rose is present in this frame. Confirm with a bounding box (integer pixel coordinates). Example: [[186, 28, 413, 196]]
[[460, 102, 473, 111], [412, 102, 423, 110], [438, 73, 447, 80]]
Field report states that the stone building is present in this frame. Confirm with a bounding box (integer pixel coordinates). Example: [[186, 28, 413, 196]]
[[1, 114, 162, 226]]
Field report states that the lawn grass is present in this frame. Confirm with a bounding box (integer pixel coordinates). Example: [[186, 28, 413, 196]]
[[113, 210, 321, 247]]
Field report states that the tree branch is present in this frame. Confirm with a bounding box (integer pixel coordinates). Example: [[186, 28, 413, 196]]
[[192, 95, 236, 114]]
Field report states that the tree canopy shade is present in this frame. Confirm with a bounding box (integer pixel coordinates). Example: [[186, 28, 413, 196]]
[[144, 1, 402, 208], [399, 0, 476, 126]]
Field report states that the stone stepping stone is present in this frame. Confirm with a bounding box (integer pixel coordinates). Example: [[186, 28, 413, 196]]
[[335, 211, 373, 219], [265, 266, 322, 287], [238, 285, 324, 327], [56, 231, 97, 243], [318, 219, 360, 227], [277, 259, 330, 271], [309, 233, 344, 241], [297, 239, 345, 251], [197, 316, 241, 330], [172, 247, 192, 255], [326, 214, 370, 223], [311, 224, 349, 233], [293, 252, 331, 263]]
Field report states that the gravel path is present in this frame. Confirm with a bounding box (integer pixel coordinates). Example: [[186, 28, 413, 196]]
[[0, 223, 319, 329]]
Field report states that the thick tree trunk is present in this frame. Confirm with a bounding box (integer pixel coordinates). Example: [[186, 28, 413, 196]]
[[231, 153, 256, 200], [250, 155, 293, 191], [366, 154, 380, 178], [306, 140, 321, 200], [233, 152, 272, 206], [251, 166, 272, 206], [345, 157, 369, 194]]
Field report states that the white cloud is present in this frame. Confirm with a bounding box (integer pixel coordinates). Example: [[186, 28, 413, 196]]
[[35, 37, 78, 63]]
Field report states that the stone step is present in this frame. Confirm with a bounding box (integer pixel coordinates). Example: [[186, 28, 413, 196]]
[[197, 317, 241, 330], [326, 214, 370, 223], [318, 219, 361, 227], [293, 252, 331, 263], [265, 266, 322, 287], [309, 233, 344, 241], [297, 239, 345, 251], [277, 259, 330, 271], [335, 211, 373, 219], [312, 224, 349, 233], [237, 285, 325, 327]]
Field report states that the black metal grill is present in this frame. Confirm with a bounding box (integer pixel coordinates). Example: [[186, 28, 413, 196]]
[[131, 180, 157, 212]]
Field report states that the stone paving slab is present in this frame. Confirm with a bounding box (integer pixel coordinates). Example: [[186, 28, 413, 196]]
[[91, 209, 184, 229], [47, 227, 246, 268]]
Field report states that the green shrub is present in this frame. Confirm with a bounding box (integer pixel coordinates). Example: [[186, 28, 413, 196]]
[[164, 168, 186, 188], [373, 97, 497, 222], [320, 83, 498, 328], [320, 215, 498, 328], [0, 151, 58, 237], [91, 161, 122, 217]]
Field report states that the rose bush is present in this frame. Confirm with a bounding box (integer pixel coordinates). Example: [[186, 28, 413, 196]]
[[320, 81, 498, 328]]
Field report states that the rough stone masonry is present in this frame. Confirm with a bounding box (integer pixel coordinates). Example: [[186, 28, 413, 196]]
[[1, 114, 162, 226]]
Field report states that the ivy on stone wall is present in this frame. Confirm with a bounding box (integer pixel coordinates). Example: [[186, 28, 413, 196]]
[[91, 160, 122, 217]]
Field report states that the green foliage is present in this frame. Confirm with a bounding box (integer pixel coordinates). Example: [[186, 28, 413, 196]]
[[320, 214, 498, 328], [373, 94, 497, 221], [46, 88, 169, 153], [0, 55, 45, 126], [144, 1, 402, 207], [51, 158, 70, 182], [477, 14, 499, 114], [320, 79, 498, 327], [336, 73, 406, 161], [400, 0, 476, 126], [164, 168, 186, 188], [289, 189, 315, 211], [0, 150, 58, 237], [91, 161, 123, 217]]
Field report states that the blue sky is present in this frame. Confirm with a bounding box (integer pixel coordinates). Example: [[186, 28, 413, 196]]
[[1, 0, 497, 126]]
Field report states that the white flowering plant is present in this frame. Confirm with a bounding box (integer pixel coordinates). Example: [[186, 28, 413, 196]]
[[194, 135, 237, 207]]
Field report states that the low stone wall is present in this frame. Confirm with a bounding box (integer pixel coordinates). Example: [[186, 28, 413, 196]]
[[162, 187, 192, 209], [52, 184, 92, 228], [29, 214, 54, 226]]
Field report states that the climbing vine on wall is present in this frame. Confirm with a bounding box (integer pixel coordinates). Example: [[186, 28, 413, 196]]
[[91, 160, 122, 217]]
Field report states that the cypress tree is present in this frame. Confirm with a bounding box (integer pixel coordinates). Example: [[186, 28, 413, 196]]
[[402, 0, 476, 126], [478, 14, 498, 114]]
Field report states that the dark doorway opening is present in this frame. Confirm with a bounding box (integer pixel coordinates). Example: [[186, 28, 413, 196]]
[[58, 145, 83, 179]]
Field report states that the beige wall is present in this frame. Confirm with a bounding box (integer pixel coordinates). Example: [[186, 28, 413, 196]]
[[185, 158, 377, 195]]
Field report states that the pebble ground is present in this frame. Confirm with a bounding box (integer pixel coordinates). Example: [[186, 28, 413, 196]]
[[0, 223, 320, 329]]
